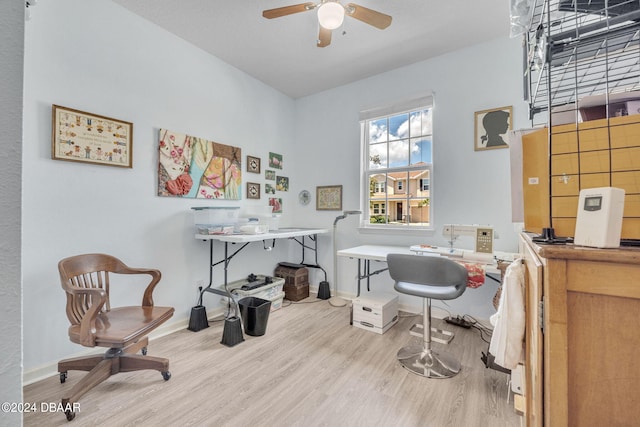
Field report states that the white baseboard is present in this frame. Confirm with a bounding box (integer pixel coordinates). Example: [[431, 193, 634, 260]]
[[22, 306, 225, 386]]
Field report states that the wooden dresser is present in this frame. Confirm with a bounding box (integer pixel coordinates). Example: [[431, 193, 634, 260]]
[[519, 233, 640, 426]]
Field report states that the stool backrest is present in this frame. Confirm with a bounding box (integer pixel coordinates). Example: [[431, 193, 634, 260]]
[[386, 254, 468, 299]]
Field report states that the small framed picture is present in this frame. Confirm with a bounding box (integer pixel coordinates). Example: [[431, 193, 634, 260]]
[[265, 183, 276, 194], [265, 169, 276, 180], [316, 185, 342, 211], [474, 106, 512, 151], [269, 197, 282, 213], [276, 176, 289, 192], [247, 155, 261, 173], [247, 182, 260, 199], [269, 152, 283, 169]]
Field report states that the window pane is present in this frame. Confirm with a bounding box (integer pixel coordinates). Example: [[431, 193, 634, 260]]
[[369, 173, 387, 195], [369, 143, 387, 169], [388, 139, 409, 167], [408, 197, 430, 225], [409, 111, 421, 138], [386, 197, 407, 223], [421, 109, 432, 135], [410, 137, 432, 165], [369, 118, 387, 143], [388, 113, 409, 141]]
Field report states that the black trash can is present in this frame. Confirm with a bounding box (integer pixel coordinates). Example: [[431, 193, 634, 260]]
[[238, 297, 272, 336]]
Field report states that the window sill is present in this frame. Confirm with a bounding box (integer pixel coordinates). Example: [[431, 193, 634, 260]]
[[358, 226, 435, 236]]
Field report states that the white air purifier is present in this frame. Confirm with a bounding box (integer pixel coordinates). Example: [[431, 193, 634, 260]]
[[574, 187, 625, 248]]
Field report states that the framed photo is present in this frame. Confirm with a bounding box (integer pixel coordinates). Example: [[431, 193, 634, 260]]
[[247, 155, 260, 173], [265, 169, 276, 180], [474, 106, 512, 151], [269, 197, 282, 214], [51, 104, 133, 167], [276, 176, 289, 191], [247, 182, 260, 199], [316, 185, 342, 211], [269, 152, 283, 169], [265, 183, 276, 194]]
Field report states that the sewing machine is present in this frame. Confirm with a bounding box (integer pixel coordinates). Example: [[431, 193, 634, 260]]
[[411, 224, 495, 263], [443, 224, 493, 252]]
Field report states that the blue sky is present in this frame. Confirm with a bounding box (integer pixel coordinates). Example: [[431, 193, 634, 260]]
[[369, 109, 432, 168]]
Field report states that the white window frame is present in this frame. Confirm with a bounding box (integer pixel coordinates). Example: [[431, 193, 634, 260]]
[[359, 94, 434, 232]]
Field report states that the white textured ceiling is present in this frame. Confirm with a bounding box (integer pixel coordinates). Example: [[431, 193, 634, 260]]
[[111, 0, 511, 98]]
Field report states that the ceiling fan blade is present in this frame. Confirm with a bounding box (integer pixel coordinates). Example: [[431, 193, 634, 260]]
[[346, 3, 392, 29], [317, 26, 332, 47], [263, 2, 316, 19]]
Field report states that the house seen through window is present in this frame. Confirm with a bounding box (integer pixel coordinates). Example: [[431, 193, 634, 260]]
[[361, 100, 432, 229]]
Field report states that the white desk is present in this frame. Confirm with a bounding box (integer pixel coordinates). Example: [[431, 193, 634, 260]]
[[195, 227, 329, 305], [337, 245, 413, 297], [337, 245, 414, 262], [195, 227, 329, 243], [337, 244, 515, 297]]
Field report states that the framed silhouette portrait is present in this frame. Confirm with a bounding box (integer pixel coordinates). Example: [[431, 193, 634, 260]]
[[474, 106, 512, 151]]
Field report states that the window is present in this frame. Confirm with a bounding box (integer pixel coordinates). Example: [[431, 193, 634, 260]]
[[360, 96, 432, 229], [372, 203, 386, 215]]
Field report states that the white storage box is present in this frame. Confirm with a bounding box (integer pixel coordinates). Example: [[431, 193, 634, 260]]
[[352, 292, 399, 334], [218, 275, 285, 312], [192, 206, 240, 235]]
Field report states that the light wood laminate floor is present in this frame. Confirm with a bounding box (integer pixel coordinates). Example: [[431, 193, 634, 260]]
[[24, 298, 522, 426]]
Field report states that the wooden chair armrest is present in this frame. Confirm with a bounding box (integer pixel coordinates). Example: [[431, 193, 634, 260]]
[[114, 266, 162, 307]]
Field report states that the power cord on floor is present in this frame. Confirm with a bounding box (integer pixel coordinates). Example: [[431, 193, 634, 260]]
[[437, 313, 493, 344], [462, 314, 493, 344]]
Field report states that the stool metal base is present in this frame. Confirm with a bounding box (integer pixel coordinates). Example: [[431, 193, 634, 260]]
[[397, 346, 461, 378], [409, 323, 454, 345]]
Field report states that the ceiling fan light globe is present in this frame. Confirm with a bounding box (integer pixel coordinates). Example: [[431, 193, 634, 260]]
[[317, 2, 344, 30]]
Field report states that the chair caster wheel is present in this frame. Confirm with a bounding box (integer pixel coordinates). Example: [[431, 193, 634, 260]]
[[141, 347, 147, 356], [162, 371, 171, 381], [60, 372, 67, 383], [65, 409, 75, 421]]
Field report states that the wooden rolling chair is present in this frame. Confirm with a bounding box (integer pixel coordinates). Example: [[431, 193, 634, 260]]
[[57, 254, 175, 421]]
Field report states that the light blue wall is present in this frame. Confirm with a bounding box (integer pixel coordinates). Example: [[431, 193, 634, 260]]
[[291, 36, 527, 320], [22, 0, 526, 378], [22, 0, 296, 375]]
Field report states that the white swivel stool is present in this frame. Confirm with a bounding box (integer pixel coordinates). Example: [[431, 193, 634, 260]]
[[386, 253, 468, 378]]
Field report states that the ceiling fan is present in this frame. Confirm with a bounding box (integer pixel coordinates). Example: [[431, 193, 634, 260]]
[[262, 1, 392, 48]]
